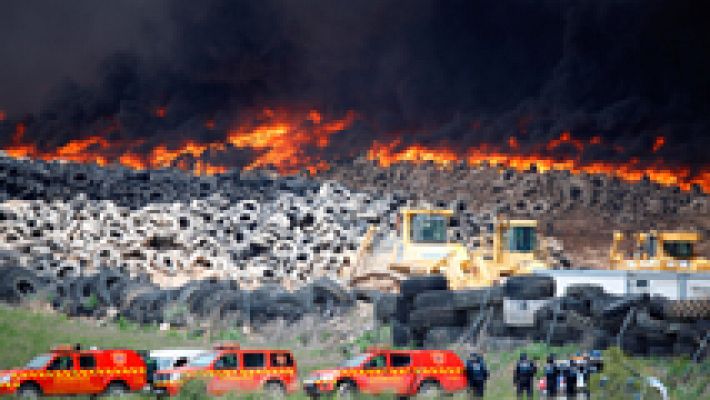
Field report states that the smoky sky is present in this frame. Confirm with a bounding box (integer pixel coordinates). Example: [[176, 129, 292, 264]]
[[0, 0, 708, 173]]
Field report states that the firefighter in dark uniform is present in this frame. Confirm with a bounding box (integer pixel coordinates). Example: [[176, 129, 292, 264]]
[[543, 354, 559, 398], [563, 355, 578, 398], [465, 352, 489, 398], [514, 353, 537, 399]]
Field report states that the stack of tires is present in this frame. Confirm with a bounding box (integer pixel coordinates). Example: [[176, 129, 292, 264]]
[[629, 298, 710, 357], [0, 265, 355, 328], [375, 275, 503, 348]]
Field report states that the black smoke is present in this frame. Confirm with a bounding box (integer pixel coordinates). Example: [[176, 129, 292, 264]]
[[0, 0, 708, 175]]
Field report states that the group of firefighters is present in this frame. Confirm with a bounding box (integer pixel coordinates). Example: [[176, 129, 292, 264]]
[[464, 351, 603, 399]]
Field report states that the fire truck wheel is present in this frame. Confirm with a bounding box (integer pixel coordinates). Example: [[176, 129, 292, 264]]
[[104, 381, 129, 396], [335, 381, 357, 400], [17, 383, 41, 399], [263, 381, 285, 399], [416, 381, 443, 398]]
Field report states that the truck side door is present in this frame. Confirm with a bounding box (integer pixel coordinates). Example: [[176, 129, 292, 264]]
[[44, 354, 75, 395], [208, 352, 239, 396], [240, 352, 266, 392], [360, 353, 389, 394], [389, 353, 415, 395]]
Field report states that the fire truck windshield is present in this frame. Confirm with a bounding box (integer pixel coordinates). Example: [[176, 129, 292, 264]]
[[25, 354, 53, 370], [342, 353, 371, 368], [189, 352, 218, 368]]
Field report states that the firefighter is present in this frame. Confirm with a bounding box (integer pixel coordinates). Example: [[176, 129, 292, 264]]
[[465, 352, 489, 398], [577, 353, 591, 399], [563, 354, 578, 399], [543, 354, 559, 398], [514, 353, 537, 399]]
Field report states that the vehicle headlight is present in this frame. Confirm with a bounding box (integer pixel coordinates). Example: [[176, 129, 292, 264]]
[[318, 372, 336, 382], [170, 373, 182, 381], [307, 372, 335, 383], [0, 375, 11, 384]]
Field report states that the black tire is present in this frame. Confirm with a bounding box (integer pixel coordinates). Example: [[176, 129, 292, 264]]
[[392, 320, 411, 347], [105, 381, 129, 396], [94, 269, 126, 306], [601, 295, 643, 319], [416, 381, 443, 399], [413, 291, 454, 309], [592, 329, 611, 350], [486, 318, 509, 337], [635, 311, 668, 333], [394, 296, 410, 324], [17, 383, 41, 399], [400, 275, 448, 299], [0, 267, 44, 303], [336, 381, 357, 400], [621, 329, 648, 356], [409, 308, 467, 329], [374, 293, 398, 322], [452, 289, 490, 309], [310, 278, 353, 305], [423, 326, 462, 348], [71, 276, 100, 312], [263, 381, 286, 399], [504, 275, 555, 300], [565, 284, 605, 300], [662, 300, 710, 321], [672, 342, 697, 357]]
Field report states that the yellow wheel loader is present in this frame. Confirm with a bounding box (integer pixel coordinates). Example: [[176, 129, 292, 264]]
[[341, 209, 550, 291], [610, 230, 710, 272]]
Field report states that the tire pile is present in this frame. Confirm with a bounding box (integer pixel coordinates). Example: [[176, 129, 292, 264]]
[[0, 265, 354, 328], [375, 275, 710, 358]]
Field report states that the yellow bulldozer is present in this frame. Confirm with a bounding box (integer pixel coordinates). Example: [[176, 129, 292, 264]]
[[341, 208, 550, 291], [610, 230, 710, 272]]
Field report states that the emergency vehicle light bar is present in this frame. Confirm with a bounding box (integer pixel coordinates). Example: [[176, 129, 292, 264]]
[[213, 342, 241, 350]]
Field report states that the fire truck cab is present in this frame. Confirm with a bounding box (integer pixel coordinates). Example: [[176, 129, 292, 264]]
[[303, 348, 467, 398], [152, 343, 298, 397], [0, 345, 147, 397]]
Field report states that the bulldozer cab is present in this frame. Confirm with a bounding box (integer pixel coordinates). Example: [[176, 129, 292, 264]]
[[400, 209, 451, 244], [502, 220, 537, 253], [611, 230, 708, 271], [644, 231, 697, 260]]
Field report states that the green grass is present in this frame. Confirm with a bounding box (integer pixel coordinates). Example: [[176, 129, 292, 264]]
[[0, 304, 707, 399]]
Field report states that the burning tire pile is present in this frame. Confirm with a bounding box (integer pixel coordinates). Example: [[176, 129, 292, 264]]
[[0, 154, 571, 289], [375, 275, 710, 358], [0, 155, 708, 358]]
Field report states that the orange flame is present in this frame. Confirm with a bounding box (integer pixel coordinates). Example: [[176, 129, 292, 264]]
[[1, 110, 707, 191], [2, 108, 355, 176], [367, 133, 709, 192], [227, 109, 355, 174], [652, 136, 665, 153]]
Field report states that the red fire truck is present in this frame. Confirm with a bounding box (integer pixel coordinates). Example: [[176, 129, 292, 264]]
[[0, 345, 147, 397], [152, 343, 298, 397], [303, 347, 467, 398]]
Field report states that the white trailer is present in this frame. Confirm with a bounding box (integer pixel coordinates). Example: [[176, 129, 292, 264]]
[[533, 269, 710, 300]]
